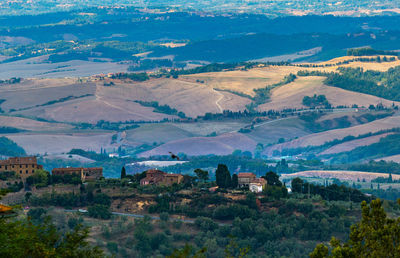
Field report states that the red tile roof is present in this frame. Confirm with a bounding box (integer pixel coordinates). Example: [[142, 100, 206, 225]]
[[237, 172, 256, 178]]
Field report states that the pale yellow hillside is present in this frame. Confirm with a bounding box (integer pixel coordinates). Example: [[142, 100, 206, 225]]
[[258, 76, 399, 111]]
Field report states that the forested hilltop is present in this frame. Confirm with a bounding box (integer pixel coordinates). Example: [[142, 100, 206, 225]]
[[2, 166, 400, 257]]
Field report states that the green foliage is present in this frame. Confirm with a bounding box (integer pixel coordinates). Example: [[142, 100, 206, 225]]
[[27, 169, 50, 188], [291, 178, 371, 202], [213, 204, 253, 220], [88, 204, 111, 219], [68, 217, 83, 229], [50, 173, 82, 185], [128, 59, 173, 71], [302, 94, 331, 108], [170, 63, 237, 76], [68, 148, 108, 161], [0, 127, 24, 133], [194, 216, 219, 231], [330, 134, 400, 163], [27, 207, 47, 223], [0, 136, 26, 156], [111, 72, 149, 81], [0, 217, 103, 257], [121, 166, 126, 179], [310, 199, 400, 257], [264, 171, 282, 186], [160, 212, 169, 222], [301, 66, 400, 102], [0, 171, 16, 181], [168, 244, 206, 258], [347, 47, 398, 56], [135, 100, 186, 118], [264, 185, 288, 199], [215, 164, 232, 188], [231, 174, 239, 188], [194, 168, 209, 182], [30, 191, 111, 209], [253, 73, 296, 105]]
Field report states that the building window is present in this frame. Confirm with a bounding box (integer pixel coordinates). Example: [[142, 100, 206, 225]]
[[20, 165, 22, 168], [32, 170, 34, 173], [26, 171, 28, 174], [26, 164, 28, 168], [20, 171, 22, 174]]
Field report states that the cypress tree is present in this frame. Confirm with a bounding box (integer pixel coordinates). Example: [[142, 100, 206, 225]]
[[231, 174, 238, 188], [216, 164, 230, 188], [121, 166, 126, 179]]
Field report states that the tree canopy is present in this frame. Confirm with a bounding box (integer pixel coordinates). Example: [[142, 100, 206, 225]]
[[310, 199, 400, 257]]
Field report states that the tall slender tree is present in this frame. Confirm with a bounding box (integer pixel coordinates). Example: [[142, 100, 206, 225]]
[[121, 166, 126, 179]]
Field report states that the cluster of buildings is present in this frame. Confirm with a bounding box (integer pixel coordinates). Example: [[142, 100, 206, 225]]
[[238, 172, 267, 193], [0, 157, 103, 182], [0, 157, 266, 193], [139, 169, 267, 193]]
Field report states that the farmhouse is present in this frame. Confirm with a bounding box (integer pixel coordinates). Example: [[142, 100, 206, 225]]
[[238, 172, 257, 187], [249, 178, 267, 193], [140, 169, 183, 186], [52, 167, 103, 182], [0, 157, 43, 180], [237, 172, 267, 193]]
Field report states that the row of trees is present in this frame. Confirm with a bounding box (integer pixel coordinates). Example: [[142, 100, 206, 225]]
[[291, 177, 372, 202], [215, 164, 238, 188]]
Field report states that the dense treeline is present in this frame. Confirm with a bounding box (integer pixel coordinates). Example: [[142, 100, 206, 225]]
[[110, 72, 149, 82], [302, 94, 331, 109], [0, 126, 24, 133], [347, 47, 398, 56], [163, 155, 277, 177], [68, 148, 109, 161], [291, 178, 372, 202], [299, 66, 400, 102], [30, 187, 112, 219], [253, 73, 296, 105], [128, 59, 174, 71], [278, 127, 400, 157], [0, 136, 26, 156], [134, 101, 186, 118], [330, 133, 400, 163]]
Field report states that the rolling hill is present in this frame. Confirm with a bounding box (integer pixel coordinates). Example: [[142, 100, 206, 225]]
[[1, 55, 400, 161]]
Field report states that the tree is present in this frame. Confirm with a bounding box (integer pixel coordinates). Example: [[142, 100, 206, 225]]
[[88, 204, 111, 219], [264, 171, 282, 187], [0, 217, 103, 257], [194, 169, 209, 182], [231, 174, 238, 188], [310, 199, 400, 257], [291, 177, 303, 193], [120, 166, 126, 179], [275, 159, 289, 174], [216, 164, 231, 188], [24, 192, 32, 202], [168, 244, 206, 258], [28, 169, 49, 188]]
